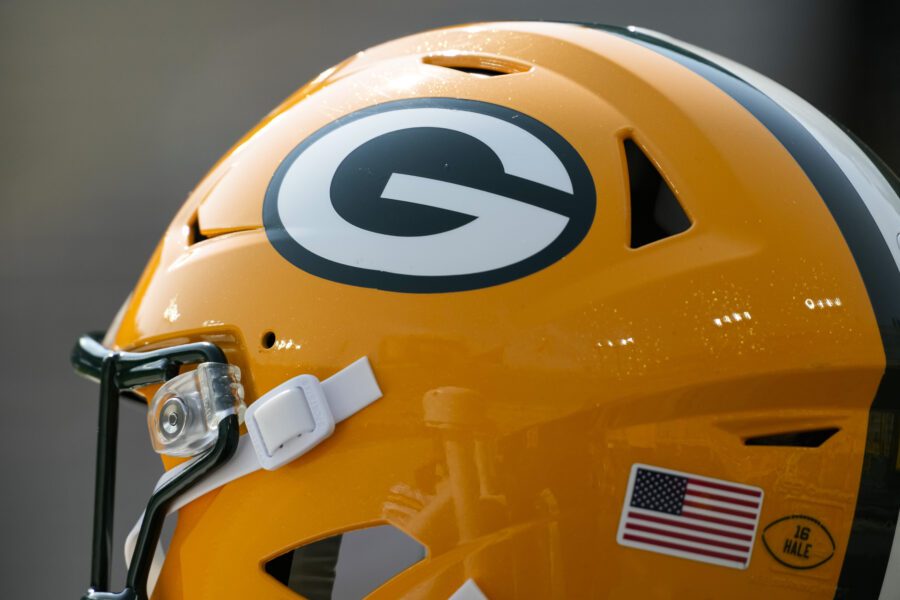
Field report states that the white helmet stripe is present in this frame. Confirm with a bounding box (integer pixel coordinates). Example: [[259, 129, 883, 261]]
[[629, 26, 900, 275]]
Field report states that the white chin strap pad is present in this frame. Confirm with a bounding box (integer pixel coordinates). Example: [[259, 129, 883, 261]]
[[449, 579, 489, 600], [125, 356, 382, 595]]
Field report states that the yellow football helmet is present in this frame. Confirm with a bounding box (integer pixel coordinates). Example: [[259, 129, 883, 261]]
[[73, 22, 900, 600]]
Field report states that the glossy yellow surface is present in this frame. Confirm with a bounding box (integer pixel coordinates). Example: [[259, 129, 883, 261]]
[[110, 22, 885, 599]]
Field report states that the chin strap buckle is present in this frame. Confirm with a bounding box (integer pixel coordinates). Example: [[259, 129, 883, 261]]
[[245, 356, 381, 470]]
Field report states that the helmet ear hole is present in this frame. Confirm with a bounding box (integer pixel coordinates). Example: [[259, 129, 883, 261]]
[[264, 525, 426, 598], [261, 331, 276, 349]]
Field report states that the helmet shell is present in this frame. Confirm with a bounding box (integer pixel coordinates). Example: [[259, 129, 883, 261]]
[[111, 22, 894, 599]]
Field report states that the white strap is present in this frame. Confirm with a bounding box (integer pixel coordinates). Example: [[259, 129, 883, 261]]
[[125, 356, 381, 595], [321, 356, 383, 422]]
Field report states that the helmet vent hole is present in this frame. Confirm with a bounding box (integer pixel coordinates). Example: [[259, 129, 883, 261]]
[[261, 331, 276, 349], [441, 65, 508, 77], [422, 54, 531, 77], [624, 138, 691, 248], [187, 211, 208, 246], [264, 524, 426, 598], [744, 427, 840, 448]]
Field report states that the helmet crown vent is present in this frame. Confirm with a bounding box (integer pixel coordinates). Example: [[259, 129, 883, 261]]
[[422, 53, 531, 77]]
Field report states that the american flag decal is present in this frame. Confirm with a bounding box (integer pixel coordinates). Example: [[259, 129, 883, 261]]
[[617, 464, 764, 569]]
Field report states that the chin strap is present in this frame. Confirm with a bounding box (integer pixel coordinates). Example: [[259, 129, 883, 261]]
[[449, 580, 489, 600], [124, 356, 382, 596]]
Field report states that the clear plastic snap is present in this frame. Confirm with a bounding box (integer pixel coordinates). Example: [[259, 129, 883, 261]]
[[147, 363, 245, 457]]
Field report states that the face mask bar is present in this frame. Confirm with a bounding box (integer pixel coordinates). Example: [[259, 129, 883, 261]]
[[71, 332, 240, 600]]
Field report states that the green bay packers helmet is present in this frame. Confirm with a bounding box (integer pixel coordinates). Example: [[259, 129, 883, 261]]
[[72, 22, 900, 600]]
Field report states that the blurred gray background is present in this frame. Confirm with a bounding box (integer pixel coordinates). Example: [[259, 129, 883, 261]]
[[0, 1, 897, 597]]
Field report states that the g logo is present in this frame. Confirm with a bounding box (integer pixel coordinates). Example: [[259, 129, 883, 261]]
[[264, 98, 595, 293]]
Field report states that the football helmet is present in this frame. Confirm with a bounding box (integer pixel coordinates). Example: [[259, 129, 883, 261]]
[[73, 22, 900, 599]]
